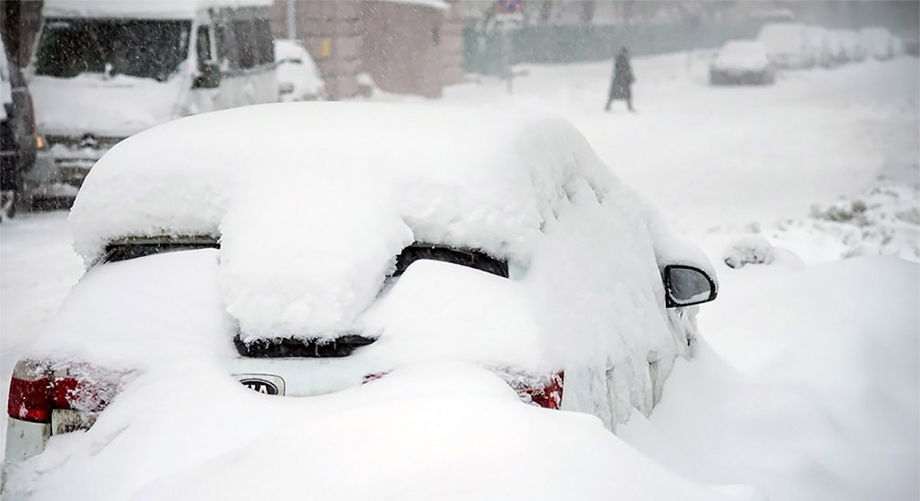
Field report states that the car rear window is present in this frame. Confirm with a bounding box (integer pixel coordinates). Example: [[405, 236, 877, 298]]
[[394, 244, 508, 279], [102, 238, 219, 264]]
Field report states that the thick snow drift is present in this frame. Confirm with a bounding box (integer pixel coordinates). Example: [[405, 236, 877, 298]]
[[623, 257, 919, 501], [3, 364, 742, 501]]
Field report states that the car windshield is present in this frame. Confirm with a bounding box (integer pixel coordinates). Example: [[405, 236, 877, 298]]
[[35, 18, 191, 81]]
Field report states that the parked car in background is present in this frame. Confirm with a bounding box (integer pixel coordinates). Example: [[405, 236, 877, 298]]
[[836, 29, 867, 62], [804, 26, 836, 68], [758, 22, 815, 69], [823, 30, 851, 65], [859, 26, 894, 60], [896, 30, 919, 56], [3, 103, 718, 495], [710, 40, 776, 85], [28, 0, 278, 190], [0, 39, 55, 220], [275, 39, 325, 102]]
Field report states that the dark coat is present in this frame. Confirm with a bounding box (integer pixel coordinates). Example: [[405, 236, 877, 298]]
[[609, 52, 634, 100]]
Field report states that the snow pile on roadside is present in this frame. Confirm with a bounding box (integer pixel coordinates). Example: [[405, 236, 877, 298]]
[[808, 184, 919, 261], [621, 257, 919, 501], [3, 364, 746, 501], [703, 156, 919, 266], [722, 234, 776, 269]]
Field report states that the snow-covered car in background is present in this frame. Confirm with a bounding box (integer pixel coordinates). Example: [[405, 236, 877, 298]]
[[804, 25, 836, 68], [822, 30, 851, 66], [29, 0, 278, 189], [859, 26, 894, 60], [709, 40, 776, 85], [758, 22, 815, 69], [897, 30, 919, 56], [274, 39, 325, 101], [2, 103, 718, 495], [835, 29, 867, 62]]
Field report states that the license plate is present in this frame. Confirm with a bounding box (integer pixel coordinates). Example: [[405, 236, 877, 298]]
[[51, 409, 97, 435]]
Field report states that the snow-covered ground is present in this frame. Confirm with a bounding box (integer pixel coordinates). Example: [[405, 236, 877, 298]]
[[1, 53, 917, 500]]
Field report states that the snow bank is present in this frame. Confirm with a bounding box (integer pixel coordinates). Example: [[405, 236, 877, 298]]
[[722, 234, 776, 268], [3, 364, 742, 501], [623, 257, 919, 501]]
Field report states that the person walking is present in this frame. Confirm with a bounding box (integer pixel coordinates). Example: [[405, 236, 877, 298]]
[[605, 47, 635, 112]]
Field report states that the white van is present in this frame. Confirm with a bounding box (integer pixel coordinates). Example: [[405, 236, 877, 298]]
[[757, 22, 816, 69], [29, 0, 278, 187]]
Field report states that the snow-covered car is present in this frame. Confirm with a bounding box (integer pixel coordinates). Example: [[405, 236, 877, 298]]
[[821, 29, 852, 66], [897, 30, 919, 56], [859, 26, 894, 60], [2, 103, 718, 494], [709, 40, 776, 85], [834, 29, 867, 63], [804, 26, 836, 68], [274, 39, 325, 101], [757, 22, 815, 69]]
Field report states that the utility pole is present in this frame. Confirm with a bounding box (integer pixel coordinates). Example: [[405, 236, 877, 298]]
[[286, 0, 296, 40]]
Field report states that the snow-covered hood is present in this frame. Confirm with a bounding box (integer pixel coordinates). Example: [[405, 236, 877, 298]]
[[30, 73, 185, 138]]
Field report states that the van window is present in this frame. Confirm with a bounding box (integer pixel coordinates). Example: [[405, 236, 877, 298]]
[[196, 25, 212, 64], [232, 20, 256, 69], [216, 22, 238, 69], [35, 19, 191, 81], [253, 19, 274, 65]]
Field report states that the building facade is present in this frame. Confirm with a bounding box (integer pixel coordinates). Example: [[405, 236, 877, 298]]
[[272, 0, 464, 99]]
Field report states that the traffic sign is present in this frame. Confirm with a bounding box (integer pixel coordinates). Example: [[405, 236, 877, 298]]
[[496, 0, 524, 15]]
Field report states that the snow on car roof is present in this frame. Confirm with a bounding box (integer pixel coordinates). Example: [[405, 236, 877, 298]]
[[43, 0, 272, 19], [71, 102, 623, 340], [72, 102, 612, 265]]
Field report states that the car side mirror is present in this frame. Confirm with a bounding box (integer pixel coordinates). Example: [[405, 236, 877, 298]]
[[193, 62, 221, 89], [663, 265, 717, 308]]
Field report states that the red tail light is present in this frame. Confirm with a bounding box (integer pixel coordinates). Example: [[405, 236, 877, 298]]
[[8, 360, 122, 424], [515, 371, 564, 410], [51, 374, 117, 412], [8, 360, 51, 423]]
